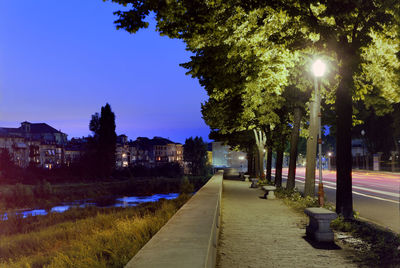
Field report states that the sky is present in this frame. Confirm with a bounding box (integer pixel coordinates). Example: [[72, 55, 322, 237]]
[[0, 0, 210, 144]]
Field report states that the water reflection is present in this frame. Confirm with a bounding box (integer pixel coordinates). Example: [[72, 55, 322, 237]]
[[1, 193, 179, 220]]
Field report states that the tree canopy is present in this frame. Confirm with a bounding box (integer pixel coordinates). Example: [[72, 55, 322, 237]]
[[183, 136, 208, 176], [106, 0, 400, 218]]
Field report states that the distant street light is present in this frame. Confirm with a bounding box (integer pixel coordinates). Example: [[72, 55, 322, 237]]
[[313, 59, 326, 206], [361, 130, 366, 169], [327, 152, 332, 170], [238, 155, 245, 173]]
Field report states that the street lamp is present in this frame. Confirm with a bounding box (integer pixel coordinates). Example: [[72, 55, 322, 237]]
[[327, 152, 332, 170], [361, 130, 366, 169], [312, 59, 326, 207]]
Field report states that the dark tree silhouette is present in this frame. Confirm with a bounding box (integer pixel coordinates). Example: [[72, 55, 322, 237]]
[[89, 103, 117, 178], [183, 137, 208, 176]]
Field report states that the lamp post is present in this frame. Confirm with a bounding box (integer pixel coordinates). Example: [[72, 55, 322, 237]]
[[327, 152, 332, 170], [361, 130, 366, 169], [312, 59, 326, 207]]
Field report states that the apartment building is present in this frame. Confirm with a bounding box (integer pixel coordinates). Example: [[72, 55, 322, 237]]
[[0, 121, 67, 168]]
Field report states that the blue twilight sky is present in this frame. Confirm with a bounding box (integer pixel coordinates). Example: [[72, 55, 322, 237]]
[[0, 0, 210, 144]]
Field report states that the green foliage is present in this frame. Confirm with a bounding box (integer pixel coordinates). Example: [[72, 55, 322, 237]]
[[274, 187, 320, 212], [106, 0, 400, 218], [0, 149, 18, 183], [126, 162, 183, 178], [12, 183, 34, 208], [34, 180, 53, 198], [183, 137, 208, 176], [0, 174, 211, 211], [179, 176, 194, 194]]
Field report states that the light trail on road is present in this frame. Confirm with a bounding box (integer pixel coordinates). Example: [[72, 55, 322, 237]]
[[281, 167, 400, 204], [275, 167, 400, 233]]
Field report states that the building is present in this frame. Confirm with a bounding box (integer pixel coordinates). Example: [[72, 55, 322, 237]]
[[0, 121, 68, 168], [0, 120, 185, 170], [129, 136, 183, 167], [129, 137, 153, 166], [212, 142, 247, 171], [116, 135, 130, 168], [0, 121, 67, 145]]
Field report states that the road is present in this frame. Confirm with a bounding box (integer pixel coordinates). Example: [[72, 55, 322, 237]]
[[278, 167, 400, 233]]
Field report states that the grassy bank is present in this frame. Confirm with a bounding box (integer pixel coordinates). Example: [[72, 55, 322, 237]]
[[0, 194, 190, 267], [274, 187, 400, 267], [0, 175, 209, 211]]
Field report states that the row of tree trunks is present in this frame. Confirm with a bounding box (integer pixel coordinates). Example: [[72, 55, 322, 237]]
[[247, 117, 302, 187]]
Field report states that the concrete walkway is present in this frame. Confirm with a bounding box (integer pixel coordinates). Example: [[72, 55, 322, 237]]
[[217, 179, 359, 268]]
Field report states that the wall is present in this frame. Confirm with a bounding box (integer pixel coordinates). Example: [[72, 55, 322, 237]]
[[125, 170, 223, 268]]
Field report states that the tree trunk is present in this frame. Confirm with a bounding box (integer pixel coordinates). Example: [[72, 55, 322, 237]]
[[253, 129, 266, 179], [266, 147, 272, 182], [254, 147, 260, 178], [304, 88, 319, 197], [252, 154, 257, 176], [287, 107, 302, 190], [275, 148, 284, 187], [335, 55, 355, 219], [247, 150, 253, 175], [258, 147, 265, 179]]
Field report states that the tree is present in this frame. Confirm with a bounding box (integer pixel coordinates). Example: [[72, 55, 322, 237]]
[[107, 0, 400, 219], [286, 2, 400, 218], [183, 137, 208, 176], [89, 103, 117, 177], [89, 112, 100, 138], [0, 148, 16, 181]]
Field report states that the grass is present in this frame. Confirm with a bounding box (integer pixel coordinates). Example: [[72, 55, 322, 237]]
[[274, 187, 400, 267], [0, 194, 190, 267], [0, 175, 210, 211]]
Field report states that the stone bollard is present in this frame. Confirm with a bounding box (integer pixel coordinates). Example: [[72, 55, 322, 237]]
[[250, 178, 258, 188], [304, 207, 337, 242], [262, 185, 276, 199]]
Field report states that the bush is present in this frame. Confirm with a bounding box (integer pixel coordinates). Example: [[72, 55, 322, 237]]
[[13, 183, 34, 207], [34, 180, 53, 198], [180, 177, 194, 194]]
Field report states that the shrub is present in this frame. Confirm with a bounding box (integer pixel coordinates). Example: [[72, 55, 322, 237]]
[[180, 177, 194, 194]]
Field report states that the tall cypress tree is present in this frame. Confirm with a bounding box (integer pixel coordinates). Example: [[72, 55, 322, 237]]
[[89, 103, 116, 178]]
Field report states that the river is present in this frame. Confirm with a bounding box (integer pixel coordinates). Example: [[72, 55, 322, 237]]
[[1, 193, 179, 220]]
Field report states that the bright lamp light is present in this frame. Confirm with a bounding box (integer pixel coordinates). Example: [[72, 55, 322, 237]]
[[312, 59, 326, 77]]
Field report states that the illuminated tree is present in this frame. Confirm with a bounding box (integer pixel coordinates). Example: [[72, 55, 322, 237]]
[[106, 0, 400, 219]]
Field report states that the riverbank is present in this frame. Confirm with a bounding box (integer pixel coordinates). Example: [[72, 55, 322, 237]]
[[0, 194, 190, 267], [0, 175, 209, 211]]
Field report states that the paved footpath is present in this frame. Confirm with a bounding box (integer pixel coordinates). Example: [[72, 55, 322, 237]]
[[217, 179, 360, 268]]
